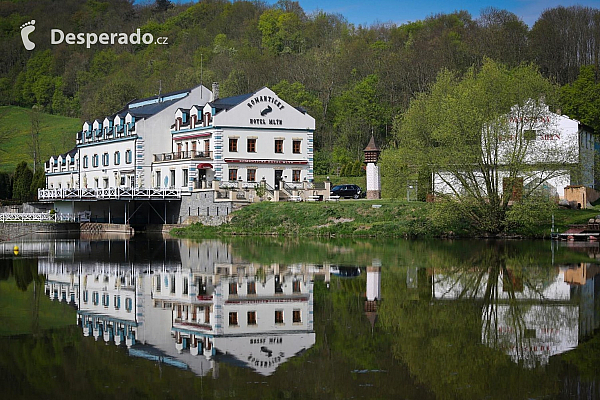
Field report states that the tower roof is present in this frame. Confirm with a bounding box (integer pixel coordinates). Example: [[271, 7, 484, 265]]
[[364, 135, 380, 152]]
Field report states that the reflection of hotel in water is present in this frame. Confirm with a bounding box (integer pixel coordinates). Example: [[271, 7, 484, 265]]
[[39, 238, 323, 376], [430, 262, 600, 367]]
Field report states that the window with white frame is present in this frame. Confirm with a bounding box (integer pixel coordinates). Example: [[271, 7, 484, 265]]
[[247, 169, 256, 182], [292, 170, 301, 182]]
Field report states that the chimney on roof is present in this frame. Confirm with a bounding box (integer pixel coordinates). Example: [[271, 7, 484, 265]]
[[211, 82, 219, 102]]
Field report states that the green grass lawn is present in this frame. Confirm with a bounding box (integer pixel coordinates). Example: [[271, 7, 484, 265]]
[[173, 198, 434, 238], [173, 198, 600, 239], [0, 106, 81, 173], [0, 277, 76, 336]]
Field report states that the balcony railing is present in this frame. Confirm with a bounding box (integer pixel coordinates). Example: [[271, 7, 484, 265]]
[[154, 151, 213, 162], [38, 187, 182, 201]]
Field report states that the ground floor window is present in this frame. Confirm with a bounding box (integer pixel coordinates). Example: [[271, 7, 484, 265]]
[[247, 281, 256, 295], [229, 168, 238, 182], [292, 170, 301, 182], [183, 169, 188, 187], [275, 310, 284, 324], [247, 169, 256, 182], [247, 311, 257, 326], [293, 309, 301, 323], [229, 282, 238, 295]]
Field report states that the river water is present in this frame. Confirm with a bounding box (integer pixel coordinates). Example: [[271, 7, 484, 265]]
[[0, 234, 598, 399]]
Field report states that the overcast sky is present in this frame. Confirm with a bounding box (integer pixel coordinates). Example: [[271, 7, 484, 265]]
[[260, 0, 599, 27]]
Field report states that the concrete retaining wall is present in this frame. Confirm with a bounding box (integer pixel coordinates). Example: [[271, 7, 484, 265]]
[[0, 222, 79, 241], [79, 223, 133, 234], [178, 191, 233, 224]]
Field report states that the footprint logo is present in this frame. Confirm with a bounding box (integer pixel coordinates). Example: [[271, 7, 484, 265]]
[[20, 20, 35, 51]]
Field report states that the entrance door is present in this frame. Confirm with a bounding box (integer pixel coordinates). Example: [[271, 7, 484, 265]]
[[274, 170, 283, 190], [197, 169, 206, 189]]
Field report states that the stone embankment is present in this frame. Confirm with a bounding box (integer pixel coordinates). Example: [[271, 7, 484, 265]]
[[0, 222, 79, 241]]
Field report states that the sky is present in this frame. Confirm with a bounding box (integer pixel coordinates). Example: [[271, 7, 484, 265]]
[[261, 0, 600, 27]]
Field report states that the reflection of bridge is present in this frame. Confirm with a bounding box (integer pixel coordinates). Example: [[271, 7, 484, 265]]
[[0, 240, 51, 256]]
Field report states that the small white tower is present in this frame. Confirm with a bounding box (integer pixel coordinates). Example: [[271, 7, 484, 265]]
[[363, 135, 381, 199], [365, 260, 382, 329], [366, 261, 381, 302]]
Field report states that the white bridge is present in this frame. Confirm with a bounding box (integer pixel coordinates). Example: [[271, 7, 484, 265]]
[[0, 212, 59, 222], [38, 187, 182, 201]]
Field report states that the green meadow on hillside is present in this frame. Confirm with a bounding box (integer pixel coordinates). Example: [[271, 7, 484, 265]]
[[0, 106, 80, 173]]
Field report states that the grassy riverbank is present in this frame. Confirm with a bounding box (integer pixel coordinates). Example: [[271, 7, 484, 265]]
[[172, 199, 600, 238]]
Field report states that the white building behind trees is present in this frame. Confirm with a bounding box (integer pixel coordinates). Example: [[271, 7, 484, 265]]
[[433, 102, 596, 201]]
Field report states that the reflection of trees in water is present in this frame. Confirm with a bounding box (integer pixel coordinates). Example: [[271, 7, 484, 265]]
[[438, 243, 576, 368], [380, 242, 565, 400]]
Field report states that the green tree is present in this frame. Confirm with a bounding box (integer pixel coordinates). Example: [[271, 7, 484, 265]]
[[28, 105, 42, 173], [272, 79, 322, 116], [560, 65, 600, 133], [332, 74, 392, 158], [383, 59, 563, 233], [258, 8, 305, 54], [12, 161, 33, 202], [30, 168, 45, 200], [0, 171, 11, 199]]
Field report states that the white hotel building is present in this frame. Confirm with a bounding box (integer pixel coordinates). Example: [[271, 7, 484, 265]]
[[41, 84, 315, 223]]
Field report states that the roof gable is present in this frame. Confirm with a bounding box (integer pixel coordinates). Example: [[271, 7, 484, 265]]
[[211, 87, 315, 130]]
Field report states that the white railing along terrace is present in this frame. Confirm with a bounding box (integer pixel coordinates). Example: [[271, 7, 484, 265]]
[[38, 187, 182, 201]]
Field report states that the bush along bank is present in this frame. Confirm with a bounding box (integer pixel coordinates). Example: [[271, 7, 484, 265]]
[[170, 199, 600, 239]]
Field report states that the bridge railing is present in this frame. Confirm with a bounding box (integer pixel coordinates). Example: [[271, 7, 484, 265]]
[[0, 212, 58, 222], [38, 187, 182, 201]]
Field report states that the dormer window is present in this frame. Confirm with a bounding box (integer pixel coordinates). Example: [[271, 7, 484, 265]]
[[204, 112, 211, 126]]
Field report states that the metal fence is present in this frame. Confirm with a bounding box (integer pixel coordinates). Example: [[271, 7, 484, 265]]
[[38, 187, 182, 201], [0, 212, 58, 222]]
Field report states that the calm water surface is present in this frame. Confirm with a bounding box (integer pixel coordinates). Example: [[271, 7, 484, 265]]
[[0, 234, 599, 399]]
